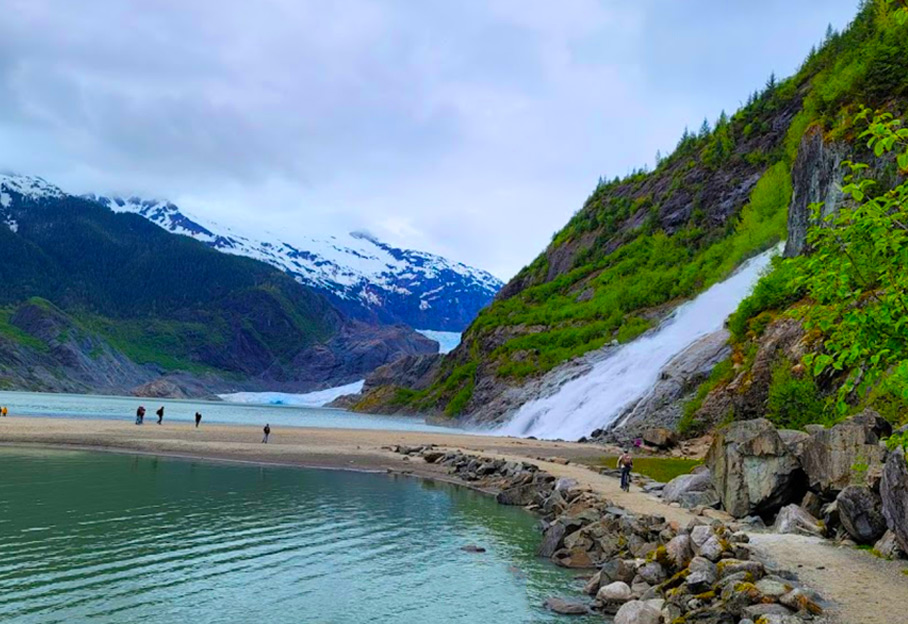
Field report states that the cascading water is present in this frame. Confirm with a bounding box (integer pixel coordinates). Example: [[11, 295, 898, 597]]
[[497, 246, 779, 441]]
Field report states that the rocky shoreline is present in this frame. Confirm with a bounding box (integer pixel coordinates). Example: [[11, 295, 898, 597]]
[[393, 444, 829, 624]]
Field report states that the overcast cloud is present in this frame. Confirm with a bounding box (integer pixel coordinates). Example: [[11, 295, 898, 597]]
[[0, 0, 859, 279]]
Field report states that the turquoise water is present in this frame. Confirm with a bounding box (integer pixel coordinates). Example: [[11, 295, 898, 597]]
[[0, 449, 596, 623], [0, 390, 456, 433]]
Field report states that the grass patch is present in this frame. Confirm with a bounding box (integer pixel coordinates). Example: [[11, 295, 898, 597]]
[[0, 308, 49, 353], [580, 455, 703, 483]]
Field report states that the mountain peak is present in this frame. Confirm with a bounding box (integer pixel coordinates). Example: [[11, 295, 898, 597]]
[[87, 193, 503, 331]]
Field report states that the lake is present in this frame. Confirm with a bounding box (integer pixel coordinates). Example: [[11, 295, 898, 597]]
[[0, 448, 596, 623], [0, 390, 457, 433]]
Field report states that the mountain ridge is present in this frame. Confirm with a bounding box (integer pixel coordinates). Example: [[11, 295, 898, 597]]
[[85, 194, 502, 331], [0, 173, 437, 396]]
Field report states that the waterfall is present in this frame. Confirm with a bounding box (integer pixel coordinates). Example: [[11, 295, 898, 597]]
[[496, 246, 778, 441]]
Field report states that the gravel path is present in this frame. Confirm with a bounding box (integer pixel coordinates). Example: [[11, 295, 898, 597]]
[[746, 532, 908, 624]]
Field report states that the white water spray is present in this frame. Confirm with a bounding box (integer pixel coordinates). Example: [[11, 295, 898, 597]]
[[497, 247, 779, 441]]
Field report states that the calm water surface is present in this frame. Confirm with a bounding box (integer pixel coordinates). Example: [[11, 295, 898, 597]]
[[0, 449, 596, 623], [0, 390, 456, 433]]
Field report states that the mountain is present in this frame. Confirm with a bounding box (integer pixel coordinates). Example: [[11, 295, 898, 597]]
[[0, 173, 436, 396], [346, 0, 908, 433], [85, 195, 503, 332]]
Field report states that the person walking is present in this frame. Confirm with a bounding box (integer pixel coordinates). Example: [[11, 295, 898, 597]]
[[262, 423, 271, 444], [136, 406, 146, 425], [617, 449, 634, 492], [194, 412, 202, 428], [156, 406, 164, 425]]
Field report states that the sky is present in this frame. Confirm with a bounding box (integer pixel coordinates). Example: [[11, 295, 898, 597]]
[[0, 1, 860, 281]]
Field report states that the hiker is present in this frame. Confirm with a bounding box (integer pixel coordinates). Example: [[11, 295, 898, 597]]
[[617, 449, 634, 492], [262, 423, 271, 444], [136, 406, 146, 425], [194, 412, 202, 428], [156, 406, 164, 425]]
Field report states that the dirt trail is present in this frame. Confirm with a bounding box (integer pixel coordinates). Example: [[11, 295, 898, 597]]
[[2, 416, 906, 622], [748, 533, 908, 624]]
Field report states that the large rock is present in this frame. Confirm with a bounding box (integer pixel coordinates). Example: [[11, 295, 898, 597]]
[[543, 597, 589, 615], [614, 600, 661, 624], [881, 447, 908, 553], [597, 581, 633, 604], [874, 530, 905, 559], [772, 504, 824, 537], [706, 419, 805, 518], [836, 486, 887, 544], [663, 470, 713, 504], [800, 410, 890, 498], [642, 427, 678, 449], [685, 557, 718, 593]]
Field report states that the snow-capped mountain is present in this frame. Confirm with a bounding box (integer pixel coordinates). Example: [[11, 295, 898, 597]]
[[0, 173, 64, 233], [84, 195, 503, 331]]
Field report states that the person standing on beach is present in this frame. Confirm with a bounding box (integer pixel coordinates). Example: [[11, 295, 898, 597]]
[[136, 406, 146, 425], [195, 412, 202, 428], [156, 406, 164, 425], [1, 406, 7, 417], [262, 424, 271, 443]]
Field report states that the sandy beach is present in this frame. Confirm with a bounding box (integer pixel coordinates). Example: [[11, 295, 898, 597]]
[[0, 415, 699, 521]]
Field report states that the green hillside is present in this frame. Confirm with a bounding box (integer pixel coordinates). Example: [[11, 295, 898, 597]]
[[377, 0, 908, 419]]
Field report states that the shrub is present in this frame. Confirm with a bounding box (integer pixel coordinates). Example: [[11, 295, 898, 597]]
[[766, 359, 828, 429]]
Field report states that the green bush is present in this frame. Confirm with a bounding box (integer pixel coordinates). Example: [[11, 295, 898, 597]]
[[766, 359, 828, 430]]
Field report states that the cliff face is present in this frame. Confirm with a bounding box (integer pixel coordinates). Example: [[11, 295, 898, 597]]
[[784, 128, 848, 257]]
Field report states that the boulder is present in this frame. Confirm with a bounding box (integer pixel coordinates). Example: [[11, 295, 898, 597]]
[[666, 534, 694, 568], [600, 558, 636, 585], [537, 522, 566, 558], [663, 470, 714, 504], [836, 485, 887, 544], [706, 419, 805, 518], [497, 484, 541, 506], [699, 535, 725, 562], [543, 597, 589, 615], [778, 429, 810, 457], [800, 410, 890, 498], [597, 581, 633, 604], [614, 600, 661, 624], [637, 561, 666, 585], [881, 447, 908, 553], [874, 530, 904, 559], [685, 557, 718, 593], [772, 504, 825, 537], [643, 427, 678, 449]]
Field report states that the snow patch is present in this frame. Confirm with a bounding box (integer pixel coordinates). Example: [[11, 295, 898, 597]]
[[219, 379, 365, 407]]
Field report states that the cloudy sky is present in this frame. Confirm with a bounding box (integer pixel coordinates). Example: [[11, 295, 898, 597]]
[[0, 1, 858, 280]]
